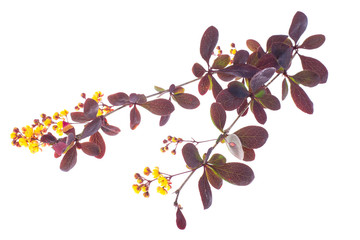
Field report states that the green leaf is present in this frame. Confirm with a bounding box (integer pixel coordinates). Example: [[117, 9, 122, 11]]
[[299, 34, 325, 49], [198, 170, 212, 210], [205, 166, 223, 189], [140, 99, 175, 116], [291, 70, 320, 87], [289, 11, 308, 43], [210, 102, 226, 132], [60, 145, 77, 172], [211, 54, 230, 69], [200, 26, 219, 65], [154, 86, 165, 92], [89, 131, 106, 159], [234, 125, 268, 149], [289, 80, 313, 114], [212, 162, 254, 186], [181, 143, 203, 169], [207, 153, 226, 166], [172, 93, 200, 109]]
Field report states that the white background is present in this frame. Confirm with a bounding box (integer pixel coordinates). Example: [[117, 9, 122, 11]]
[[1, 0, 359, 239]]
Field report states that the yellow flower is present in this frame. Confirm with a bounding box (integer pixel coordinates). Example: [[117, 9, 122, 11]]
[[132, 184, 141, 194], [10, 132, 17, 139], [60, 109, 69, 117], [34, 125, 44, 137], [141, 185, 148, 192], [143, 167, 151, 176], [157, 186, 168, 195], [152, 167, 160, 178], [18, 138, 28, 147], [158, 175, 171, 191], [29, 141, 39, 153], [44, 118, 52, 127], [56, 121, 64, 136], [53, 112, 60, 120], [92, 91, 103, 103], [24, 126, 33, 138]]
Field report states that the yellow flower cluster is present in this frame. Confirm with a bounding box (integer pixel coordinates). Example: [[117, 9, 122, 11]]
[[75, 91, 113, 116], [11, 110, 69, 153], [132, 167, 172, 197]]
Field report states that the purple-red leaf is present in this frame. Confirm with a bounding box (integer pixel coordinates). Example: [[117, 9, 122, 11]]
[[282, 78, 289, 100], [257, 93, 281, 111], [212, 162, 254, 186], [256, 53, 281, 70], [291, 70, 320, 87], [159, 115, 170, 126], [207, 153, 226, 166], [211, 54, 230, 70], [130, 106, 141, 130], [200, 26, 219, 65], [89, 131, 106, 159], [101, 123, 120, 136], [40, 132, 57, 144], [299, 54, 328, 84], [299, 34, 325, 49], [219, 64, 260, 79], [140, 99, 175, 116], [211, 77, 223, 99], [182, 143, 203, 169], [250, 67, 276, 92], [81, 142, 101, 157], [52, 141, 67, 156], [80, 117, 102, 140], [70, 112, 88, 123], [289, 80, 313, 114], [198, 73, 210, 95], [233, 50, 249, 65], [228, 81, 249, 98], [243, 147, 256, 162], [246, 39, 261, 52], [176, 208, 186, 230], [129, 93, 147, 104], [108, 92, 129, 106], [216, 89, 245, 111], [234, 126, 268, 149], [205, 166, 223, 190], [192, 63, 206, 77], [271, 42, 292, 70], [60, 145, 77, 172], [199, 170, 212, 210], [289, 11, 308, 43], [251, 100, 267, 124], [210, 102, 226, 132], [266, 35, 289, 52], [172, 93, 200, 109], [84, 98, 99, 120]]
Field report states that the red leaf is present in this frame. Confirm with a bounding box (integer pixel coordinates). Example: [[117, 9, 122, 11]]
[[130, 106, 141, 130], [159, 115, 170, 126], [107, 92, 129, 106], [40, 132, 57, 144], [212, 162, 254, 186], [172, 93, 200, 109], [192, 63, 206, 77], [246, 39, 261, 52], [200, 26, 219, 65], [89, 132, 106, 159], [181, 143, 203, 169], [60, 145, 77, 172], [243, 147, 255, 162], [290, 80, 313, 114], [176, 208, 186, 230], [81, 142, 101, 156], [210, 102, 226, 132], [84, 98, 99, 120], [198, 170, 212, 210], [299, 34, 325, 49], [211, 77, 223, 99], [282, 78, 289, 100], [205, 166, 223, 190], [289, 11, 308, 43], [234, 125, 269, 149]]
